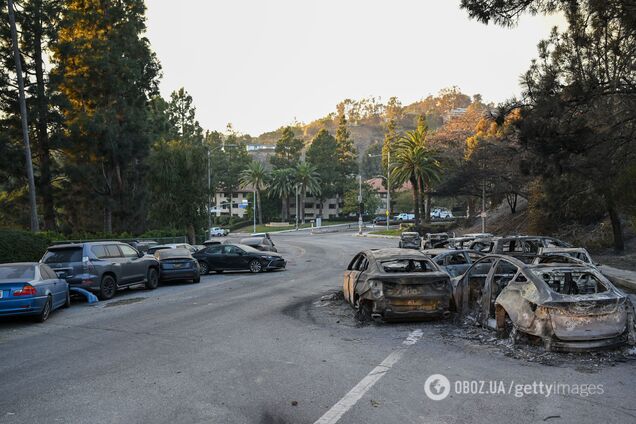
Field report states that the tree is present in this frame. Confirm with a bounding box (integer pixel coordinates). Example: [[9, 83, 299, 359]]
[[391, 125, 442, 226], [167, 88, 203, 142], [335, 104, 358, 190], [306, 129, 339, 216], [294, 162, 321, 223], [270, 126, 303, 169], [360, 141, 383, 179], [211, 132, 252, 217], [269, 168, 295, 221], [342, 182, 381, 216], [240, 161, 269, 225], [52, 0, 160, 233]]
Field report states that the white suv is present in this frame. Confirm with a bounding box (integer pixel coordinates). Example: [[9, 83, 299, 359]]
[[209, 227, 229, 237]]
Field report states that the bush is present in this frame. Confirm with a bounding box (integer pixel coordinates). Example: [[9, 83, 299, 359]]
[[0, 229, 52, 263]]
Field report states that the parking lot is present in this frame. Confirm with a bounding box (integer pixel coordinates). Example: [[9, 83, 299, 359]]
[[1, 232, 635, 424]]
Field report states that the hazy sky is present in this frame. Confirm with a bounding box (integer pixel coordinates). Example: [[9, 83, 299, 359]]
[[145, 0, 563, 136]]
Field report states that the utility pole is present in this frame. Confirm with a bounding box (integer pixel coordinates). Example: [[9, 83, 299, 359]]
[[295, 184, 300, 230], [358, 175, 363, 235], [8, 0, 39, 232], [481, 180, 486, 233], [386, 149, 391, 232], [207, 148, 211, 238], [253, 190, 256, 234]]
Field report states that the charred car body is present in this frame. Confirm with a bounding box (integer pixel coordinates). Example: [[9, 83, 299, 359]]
[[468, 236, 571, 263], [453, 255, 635, 351], [398, 232, 421, 249], [343, 249, 452, 321], [421, 249, 484, 277], [422, 233, 450, 249]]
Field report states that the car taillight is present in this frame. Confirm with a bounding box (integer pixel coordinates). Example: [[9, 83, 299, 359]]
[[13, 284, 37, 296]]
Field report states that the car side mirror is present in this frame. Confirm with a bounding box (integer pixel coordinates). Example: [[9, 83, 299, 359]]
[[138, 251, 144, 258], [57, 271, 68, 279]]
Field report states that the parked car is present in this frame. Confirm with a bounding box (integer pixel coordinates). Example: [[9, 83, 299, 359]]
[[239, 235, 277, 252], [421, 249, 485, 277], [154, 248, 200, 284], [209, 227, 229, 237], [395, 213, 415, 221], [398, 232, 421, 249], [452, 255, 635, 351], [127, 240, 158, 253], [537, 247, 596, 266], [41, 242, 160, 300], [193, 243, 286, 274], [422, 233, 450, 249], [203, 239, 223, 246], [0, 263, 70, 322], [468, 236, 571, 263], [431, 208, 453, 219], [146, 243, 199, 255], [343, 248, 452, 321]]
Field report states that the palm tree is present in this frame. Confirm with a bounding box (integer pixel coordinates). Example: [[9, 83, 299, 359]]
[[240, 161, 269, 225], [295, 162, 321, 223], [269, 168, 295, 221], [391, 126, 442, 226]]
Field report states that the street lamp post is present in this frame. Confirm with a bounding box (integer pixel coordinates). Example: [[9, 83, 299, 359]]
[[358, 175, 363, 235], [368, 150, 391, 231], [207, 148, 211, 238], [253, 190, 257, 234], [295, 184, 300, 230]]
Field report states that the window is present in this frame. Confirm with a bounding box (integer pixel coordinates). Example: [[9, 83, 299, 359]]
[[222, 245, 242, 255], [381, 259, 434, 273], [39, 265, 58, 280], [206, 246, 222, 254], [532, 270, 609, 295], [119, 245, 139, 258], [448, 253, 468, 265], [106, 245, 122, 258], [357, 256, 369, 272], [467, 251, 484, 262], [0, 264, 34, 280], [471, 242, 492, 253], [91, 245, 108, 259], [43, 247, 83, 264], [329, 204, 336, 209]]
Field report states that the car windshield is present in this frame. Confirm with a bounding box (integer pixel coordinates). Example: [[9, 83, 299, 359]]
[[42, 247, 82, 264], [0, 264, 35, 280], [531, 269, 609, 295], [381, 259, 434, 273], [156, 248, 192, 260]]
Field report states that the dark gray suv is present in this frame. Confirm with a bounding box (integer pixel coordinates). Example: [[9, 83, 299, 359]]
[[41, 242, 160, 300]]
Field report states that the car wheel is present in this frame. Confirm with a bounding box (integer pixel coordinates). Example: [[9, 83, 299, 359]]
[[249, 259, 263, 273], [145, 268, 159, 290], [35, 296, 52, 323], [98, 275, 117, 300], [63, 290, 71, 308], [355, 299, 372, 322], [193, 273, 201, 284], [198, 261, 209, 275]]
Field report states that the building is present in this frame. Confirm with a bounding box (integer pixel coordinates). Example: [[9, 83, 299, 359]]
[[289, 194, 343, 220], [210, 186, 255, 218]]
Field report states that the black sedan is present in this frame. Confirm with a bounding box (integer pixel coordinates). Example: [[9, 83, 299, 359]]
[[154, 248, 200, 284], [193, 244, 286, 274]]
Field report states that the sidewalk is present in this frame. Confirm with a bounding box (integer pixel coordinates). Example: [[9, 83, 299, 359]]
[[601, 265, 636, 293]]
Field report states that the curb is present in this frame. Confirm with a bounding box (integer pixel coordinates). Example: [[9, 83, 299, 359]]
[[600, 265, 636, 293]]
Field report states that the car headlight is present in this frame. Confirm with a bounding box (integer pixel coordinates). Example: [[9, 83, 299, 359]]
[[369, 280, 383, 297]]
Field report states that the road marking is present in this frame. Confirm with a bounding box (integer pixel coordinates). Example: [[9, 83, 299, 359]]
[[314, 329, 423, 424]]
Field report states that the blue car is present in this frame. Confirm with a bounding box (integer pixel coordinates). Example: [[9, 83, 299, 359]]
[[0, 263, 70, 322]]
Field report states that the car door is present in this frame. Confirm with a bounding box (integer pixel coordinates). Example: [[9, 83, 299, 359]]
[[37, 265, 61, 307], [105, 244, 127, 284], [343, 254, 363, 304], [118, 244, 146, 283], [221, 245, 244, 269]]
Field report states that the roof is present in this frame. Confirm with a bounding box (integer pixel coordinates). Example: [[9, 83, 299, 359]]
[[364, 248, 429, 260]]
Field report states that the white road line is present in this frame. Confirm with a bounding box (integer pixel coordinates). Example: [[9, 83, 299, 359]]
[[314, 329, 423, 424]]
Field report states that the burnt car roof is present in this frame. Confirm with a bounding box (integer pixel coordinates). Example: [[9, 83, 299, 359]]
[[421, 248, 475, 256], [364, 248, 430, 260]]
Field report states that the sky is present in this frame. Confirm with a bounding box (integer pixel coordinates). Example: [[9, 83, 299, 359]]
[[145, 0, 564, 136]]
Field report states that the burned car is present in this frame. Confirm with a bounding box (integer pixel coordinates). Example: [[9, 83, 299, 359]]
[[537, 247, 596, 267], [343, 249, 452, 321], [398, 232, 421, 249], [421, 249, 484, 277], [239, 235, 277, 252], [453, 255, 635, 351], [422, 232, 450, 249], [468, 236, 571, 263]]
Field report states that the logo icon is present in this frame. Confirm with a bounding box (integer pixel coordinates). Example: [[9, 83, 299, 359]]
[[424, 374, 451, 401]]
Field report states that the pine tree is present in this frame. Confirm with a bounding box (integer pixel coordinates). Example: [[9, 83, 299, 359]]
[[52, 0, 160, 233], [270, 126, 303, 169]]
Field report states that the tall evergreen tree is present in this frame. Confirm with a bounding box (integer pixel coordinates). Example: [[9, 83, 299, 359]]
[[335, 104, 358, 191], [270, 126, 304, 169], [306, 129, 339, 216], [51, 0, 160, 233]]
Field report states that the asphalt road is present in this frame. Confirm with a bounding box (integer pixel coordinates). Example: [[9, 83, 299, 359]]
[[0, 232, 635, 424]]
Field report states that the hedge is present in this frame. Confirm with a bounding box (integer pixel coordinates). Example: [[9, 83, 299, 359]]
[[0, 229, 52, 263]]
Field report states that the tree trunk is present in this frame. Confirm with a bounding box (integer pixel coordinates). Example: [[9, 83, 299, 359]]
[[257, 191, 263, 224], [8, 0, 39, 232], [506, 193, 518, 214], [33, 0, 55, 230], [606, 197, 624, 252], [186, 223, 196, 244], [104, 204, 112, 233], [300, 188, 306, 223], [281, 197, 288, 221], [410, 177, 420, 227]]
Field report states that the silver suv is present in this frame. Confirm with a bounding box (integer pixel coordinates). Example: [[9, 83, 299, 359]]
[[41, 242, 160, 300]]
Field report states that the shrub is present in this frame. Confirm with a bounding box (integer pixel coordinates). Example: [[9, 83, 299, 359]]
[[0, 229, 51, 263]]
